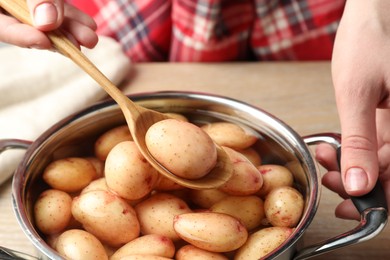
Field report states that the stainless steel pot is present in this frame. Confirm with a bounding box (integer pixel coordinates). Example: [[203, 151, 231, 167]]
[[0, 91, 387, 260]]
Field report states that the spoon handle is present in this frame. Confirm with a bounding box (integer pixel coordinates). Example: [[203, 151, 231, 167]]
[[0, 0, 129, 105]]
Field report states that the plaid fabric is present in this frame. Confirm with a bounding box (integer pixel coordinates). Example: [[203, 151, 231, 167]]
[[68, 0, 345, 62]]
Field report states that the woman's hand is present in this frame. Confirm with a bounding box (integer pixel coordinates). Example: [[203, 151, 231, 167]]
[[316, 0, 390, 220], [316, 109, 390, 220], [0, 0, 98, 49]]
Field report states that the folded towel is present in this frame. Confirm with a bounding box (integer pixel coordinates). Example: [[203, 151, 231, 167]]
[[0, 36, 131, 184]]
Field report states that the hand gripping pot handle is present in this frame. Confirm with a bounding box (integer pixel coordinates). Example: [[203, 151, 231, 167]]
[[294, 133, 388, 260]]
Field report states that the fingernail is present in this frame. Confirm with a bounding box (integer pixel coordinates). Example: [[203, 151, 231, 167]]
[[29, 44, 44, 50], [33, 3, 58, 27], [29, 45, 57, 52], [345, 167, 368, 192]]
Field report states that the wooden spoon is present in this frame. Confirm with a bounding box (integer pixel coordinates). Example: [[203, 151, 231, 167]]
[[0, 0, 233, 189]]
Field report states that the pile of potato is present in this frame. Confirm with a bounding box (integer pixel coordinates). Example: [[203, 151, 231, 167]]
[[33, 114, 305, 260]]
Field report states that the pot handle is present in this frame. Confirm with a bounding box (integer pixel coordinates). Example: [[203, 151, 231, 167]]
[[0, 139, 32, 152], [0, 139, 42, 260], [0, 139, 32, 182], [293, 133, 388, 260]]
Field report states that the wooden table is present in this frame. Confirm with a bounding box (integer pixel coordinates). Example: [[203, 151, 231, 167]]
[[1, 62, 389, 259]]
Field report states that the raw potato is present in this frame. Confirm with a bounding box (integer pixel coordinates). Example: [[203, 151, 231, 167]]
[[66, 215, 83, 230], [264, 186, 304, 228], [219, 146, 263, 195], [257, 164, 294, 198], [173, 212, 248, 252], [43, 157, 96, 193], [164, 112, 188, 122], [95, 125, 133, 161], [81, 178, 148, 206], [166, 189, 192, 203], [115, 256, 172, 260], [145, 119, 217, 179], [85, 157, 105, 179], [189, 188, 228, 208], [135, 193, 192, 240], [154, 175, 184, 191], [201, 122, 258, 150], [34, 189, 72, 235], [45, 233, 60, 249], [176, 245, 228, 260], [72, 190, 140, 247], [285, 160, 307, 187], [110, 234, 175, 259], [55, 229, 108, 260], [210, 195, 265, 230], [103, 245, 116, 258], [234, 227, 293, 260], [237, 147, 262, 166], [81, 177, 110, 194], [105, 141, 159, 200]]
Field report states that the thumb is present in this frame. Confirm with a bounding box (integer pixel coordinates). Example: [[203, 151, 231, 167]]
[[337, 90, 379, 197], [27, 0, 64, 31]]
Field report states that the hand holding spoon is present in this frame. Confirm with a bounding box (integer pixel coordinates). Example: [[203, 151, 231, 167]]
[[0, 0, 233, 189]]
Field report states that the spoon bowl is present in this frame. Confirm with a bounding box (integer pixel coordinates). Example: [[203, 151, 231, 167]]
[[119, 99, 234, 189], [0, 0, 233, 189]]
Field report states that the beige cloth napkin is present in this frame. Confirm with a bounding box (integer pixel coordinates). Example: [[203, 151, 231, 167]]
[[0, 36, 131, 184]]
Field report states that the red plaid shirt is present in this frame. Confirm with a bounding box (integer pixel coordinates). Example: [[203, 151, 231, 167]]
[[68, 0, 345, 62]]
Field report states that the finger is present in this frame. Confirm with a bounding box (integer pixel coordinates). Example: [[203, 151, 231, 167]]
[[376, 109, 390, 173], [61, 29, 81, 50], [315, 143, 338, 171], [334, 79, 380, 196], [26, 0, 64, 30], [0, 13, 51, 48], [335, 199, 360, 221], [322, 171, 349, 199], [62, 17, 98, 49], [378, 143, 390, 176], [64, 4, 97, 31]]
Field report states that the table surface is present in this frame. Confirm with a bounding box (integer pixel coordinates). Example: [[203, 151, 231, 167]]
[[1, 62, 389, 259]]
